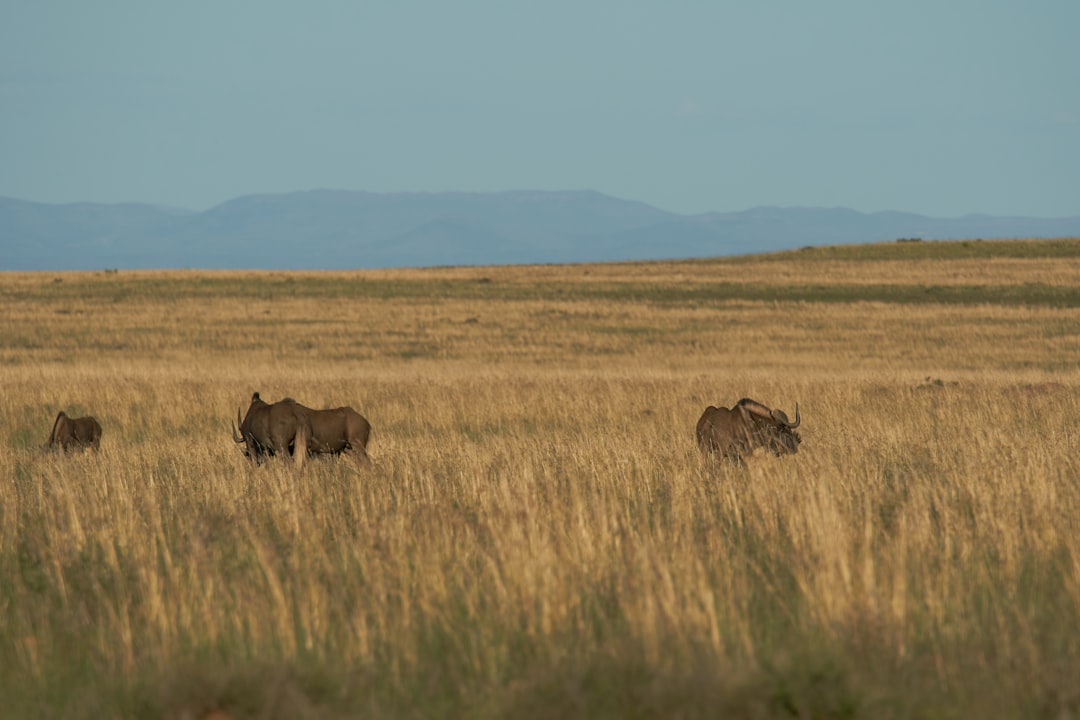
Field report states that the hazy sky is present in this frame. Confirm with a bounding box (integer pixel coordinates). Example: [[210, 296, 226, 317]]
[[3, 2, 1078, 217]]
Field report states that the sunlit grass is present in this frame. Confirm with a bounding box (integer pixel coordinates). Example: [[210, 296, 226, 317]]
[[1, 238, 1079, 718]]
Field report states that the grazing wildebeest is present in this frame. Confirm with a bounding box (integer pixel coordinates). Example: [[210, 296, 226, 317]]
[[47, 411, 102, 451], [696, 398, 801, 462], [233, 392, 371, 467], [233, 392, 309, 466]]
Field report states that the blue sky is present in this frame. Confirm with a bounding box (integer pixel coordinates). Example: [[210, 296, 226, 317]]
[[2, 1, 1078, 217]]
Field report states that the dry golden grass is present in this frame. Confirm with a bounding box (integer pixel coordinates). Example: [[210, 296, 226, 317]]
[[2, 239, 1079, 718]]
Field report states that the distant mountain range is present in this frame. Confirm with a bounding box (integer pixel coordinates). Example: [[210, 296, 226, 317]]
[[4, 190, 1080, 270]]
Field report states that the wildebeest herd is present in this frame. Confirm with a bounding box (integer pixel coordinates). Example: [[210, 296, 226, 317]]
[[45, 393, 801, 466]]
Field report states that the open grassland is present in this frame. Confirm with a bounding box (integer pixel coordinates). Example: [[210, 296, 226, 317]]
[[2, 238, 1080, 719]]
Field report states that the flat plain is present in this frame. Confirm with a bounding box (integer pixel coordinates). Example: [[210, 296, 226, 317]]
[[2, 238, 1080, 719]]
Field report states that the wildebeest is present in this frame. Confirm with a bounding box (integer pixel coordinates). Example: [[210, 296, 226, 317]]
[[696, 398, 801, 462], [47, 410, 102, 451], [300, 404, 372, 465], [233, 392, 308, 466], [233, 392, 371, 467]]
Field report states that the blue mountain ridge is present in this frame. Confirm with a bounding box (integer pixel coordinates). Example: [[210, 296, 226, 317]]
[[3, 190, 1079, 270]]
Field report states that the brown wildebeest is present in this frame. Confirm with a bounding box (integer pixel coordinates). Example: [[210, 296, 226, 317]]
[[696, 397, 801, 463], [232, 392, 308, 467], [299, 403, 372, 466], [47, 411, 102, 451], [233, 392, 371, 467]]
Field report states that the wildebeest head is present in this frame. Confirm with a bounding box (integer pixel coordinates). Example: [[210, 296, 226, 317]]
[[234, 393, 257, 455], [232, 392, 309, 467], [696, 397, 801, 462], [47, 410, 102, 451], [737, 398, 801, 456]]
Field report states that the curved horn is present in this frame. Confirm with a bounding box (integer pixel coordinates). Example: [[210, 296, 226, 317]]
[[770, 403, 801, 429], [233, 407, 245, 443]]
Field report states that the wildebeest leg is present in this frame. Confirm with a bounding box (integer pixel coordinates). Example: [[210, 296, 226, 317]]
[[268, 426, 298, 468], [292, 424, 308, 469]]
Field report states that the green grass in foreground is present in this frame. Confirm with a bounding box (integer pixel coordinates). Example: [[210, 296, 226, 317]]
[[6, 468, 1073, 720]]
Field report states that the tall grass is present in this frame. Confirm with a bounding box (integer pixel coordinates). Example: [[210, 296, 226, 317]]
[[2, 239, 1079, 718]]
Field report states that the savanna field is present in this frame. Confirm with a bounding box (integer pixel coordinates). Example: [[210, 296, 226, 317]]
[[2, 239, 1080, 719]]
